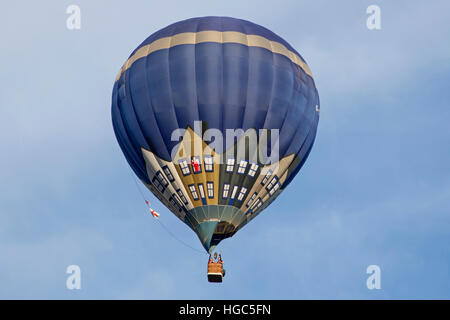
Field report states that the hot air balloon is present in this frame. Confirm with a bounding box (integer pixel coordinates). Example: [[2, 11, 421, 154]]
[[111, 17, 319, 282]]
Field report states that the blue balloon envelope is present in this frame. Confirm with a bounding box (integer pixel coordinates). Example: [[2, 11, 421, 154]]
[[112, 17, 319, 253]]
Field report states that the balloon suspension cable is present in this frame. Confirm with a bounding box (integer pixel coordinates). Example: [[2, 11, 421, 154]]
[[128, 169, 207, 255]]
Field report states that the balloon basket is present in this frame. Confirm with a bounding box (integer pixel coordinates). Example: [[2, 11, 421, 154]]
[[207, 262, 225, 283]]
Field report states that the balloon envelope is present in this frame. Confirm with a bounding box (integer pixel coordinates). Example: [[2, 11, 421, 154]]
[[112, 17, 319, 253]]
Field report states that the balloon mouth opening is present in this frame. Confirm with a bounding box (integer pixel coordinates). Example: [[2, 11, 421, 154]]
[[211, 222, 236, 244], [195, 220, 236, 253]]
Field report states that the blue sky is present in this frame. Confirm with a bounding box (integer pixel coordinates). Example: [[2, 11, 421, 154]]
[[0, 0, 449, 299]]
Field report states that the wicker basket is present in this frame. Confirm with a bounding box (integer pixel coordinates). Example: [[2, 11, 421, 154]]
[[207, 262, 224, 283]]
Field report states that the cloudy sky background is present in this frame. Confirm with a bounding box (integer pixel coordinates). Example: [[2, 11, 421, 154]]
[[1, 0, 449, 299]]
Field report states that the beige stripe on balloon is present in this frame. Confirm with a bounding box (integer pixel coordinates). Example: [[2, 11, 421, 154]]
[[115, 31, 313, 82]]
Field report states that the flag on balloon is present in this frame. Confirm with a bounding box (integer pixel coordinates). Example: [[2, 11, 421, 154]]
[[145, 200, 160, 219], [150, 209, 160, 219]]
